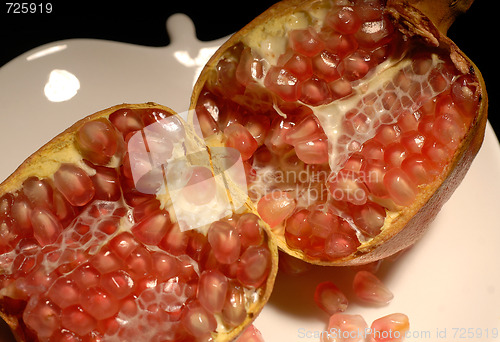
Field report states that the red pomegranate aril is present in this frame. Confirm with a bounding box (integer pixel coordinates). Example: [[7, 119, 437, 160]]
[[47, 278, 80, 309], [54, 164, 95, 207], [322, 313, 368, 342], [11, 195, 32, 233], [81, 287, 120, 320], [108, 108, 143, 137], [243, 114, 270, 147], [222, 282, 247, 327], [313, 50, 341, 82], [90, 166, 121, 202], [23, 298, 61, 339], [61, 306, 97, 337], [361, 140, 384, 162], [328, 170, 369, 206], [208, 220, 241, 265], [198, 269, 228, 313], [283, 53, 313, 81], [181, 302, 217, 337], [101, 270, 135, 299], [314, 281, 348, 315], [397, 111, 420, 132], [384, 143, 407, 168], [370, 313, 410, 342], [132, 210, 170, 246], [237, 213, 264, 248], [351, 202, 386, 237], [325, 232, 360, 259], [285, 209, 312, 249], [22, 177, 53, 210], [264, 66, 301, 102], [225, 123, 259, 161], [108, 232, 138, 259], [383, 168, 417, 206], [31, 207, 63, 246], [70, 264, 100, 289], [400, 131, 425, 154], [401, 154, 436, 185], [216, 58, 245, 97], [236, 47, 264, 86], [353, 270, 393, 305], [422, 138, 451, 167], [237, 245, 271, 288], [355, 16, 394, 49], [160, 223, 189, 256], [76, 118, 122, 165], [289, 28, 324, 57], [152, 252, 179, 282], [451, 75, 479, 116], [126, 246, 153, 279], [321, 31, 358, 59], [265, 117, 295, 154], [257, 190, 296, 228], [286, 115, 324, 146], [329, 77, 353, 100], [326, 6, 362, 34], [338, 51, 371, 81], [374, 124, 400, 146], [295, 138, 329, 164], [90, 249, 122, 274], [300, 77, 333, 106]]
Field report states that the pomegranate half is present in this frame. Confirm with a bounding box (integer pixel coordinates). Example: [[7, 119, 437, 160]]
[[0, 103, 278, 341], [190, 0, 487, 265]]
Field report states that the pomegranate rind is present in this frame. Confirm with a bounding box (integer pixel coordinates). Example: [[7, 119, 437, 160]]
[[190, 0, 487, 266], [0, 103, 279, 342]]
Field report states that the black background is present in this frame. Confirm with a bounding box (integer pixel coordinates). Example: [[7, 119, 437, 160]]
[[0, 0, 497, 136]]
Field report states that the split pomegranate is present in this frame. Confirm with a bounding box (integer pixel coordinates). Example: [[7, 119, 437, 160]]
[[191, 0, 487, 265], [0, 104, 278, 342]]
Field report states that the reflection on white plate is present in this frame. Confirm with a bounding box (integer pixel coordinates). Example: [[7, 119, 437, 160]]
[[0, 13, 499, 342]]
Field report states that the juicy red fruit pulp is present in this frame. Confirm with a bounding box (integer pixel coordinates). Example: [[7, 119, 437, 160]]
[[197, 0, 480, 262], [0, 107, 274, 342]]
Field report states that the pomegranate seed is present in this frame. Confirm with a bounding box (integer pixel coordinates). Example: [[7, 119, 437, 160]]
[[384, 143, 407, 168], [265, 117, 295, 154], [70, 264, 100, 289], [160, 222, 189, 256], [207, 220, 241, 264], [132, 210, 170, 246], [338, 51, 371, 81], [321, 31, 358, 59], [181, 302, 217, 337], [422, 137, 451, 167], [300, 77, 333, 106], [355, 16, 394, 48], [11, 195, 33, 234], [235, 324, 264, 342], [237, 245, 271, 288], [289, 28, 324, 57], [329, 78, 353, 100], [314, 281, 348, 315], [285, 209, 312, 249], [81, 287, 120, 320], [328, 170, 369, 206], [152, 252, 179, 282], [353, 270, 393, 305], [222, 281, 247, 327], [243, 114, 271, 147], [264, 66, 301, 102], [90, 166, 121, 201], [225, 123, 259, 161], [313, 50, 341, 82], [22, 177, 53, 210], [61, 305, 97, 336], [30, 207, 62, 246], [326, 6, 362, 34], [108, 108, 143, 137], [236, 47, 264, 85], [283, 53, 313, 81], [198, 269, 228, 313], [286, 115, 324, 146], [451, 74, 479, 116], [322, 313, 368, 342], [23, 298, 61, 339], [295, 138, 330, 164], [383, 168, 417, 206], [108, 232, 138, 259], [350, 202, 386, 237], [325, 231, 360, 259], [257, 190, 296, 228], [401, 154, 436, 185], [54, 164, 95, 207], [100, 270, 135, 299], [76, 118, 123, 165], [47, 278, 80, 309], [126, 245, 153, 280], [216, 58, 245, 97], [236, 213, 264, 248], [370, 313, 409, 342], [90, 249, 122, 274]]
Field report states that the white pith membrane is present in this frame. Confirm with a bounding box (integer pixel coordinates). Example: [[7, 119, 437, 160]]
[[0, 107, 275, 341], [196, 0, 479, 262]]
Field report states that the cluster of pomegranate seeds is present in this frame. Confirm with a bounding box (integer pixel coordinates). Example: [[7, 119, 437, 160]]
[[0, 107, 274, 341], [197, 0, 480, 261]]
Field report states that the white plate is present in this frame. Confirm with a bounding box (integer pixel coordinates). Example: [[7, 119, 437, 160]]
[[0, 14, 499, 342]]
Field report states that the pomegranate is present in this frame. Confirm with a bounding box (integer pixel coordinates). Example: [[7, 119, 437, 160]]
[[0, 103, 278, 341], [190, 0, 487, 265]]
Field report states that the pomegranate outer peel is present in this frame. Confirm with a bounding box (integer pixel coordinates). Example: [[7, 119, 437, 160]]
[[0, 103, 279, 342], [190, 0, 487, 266]]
